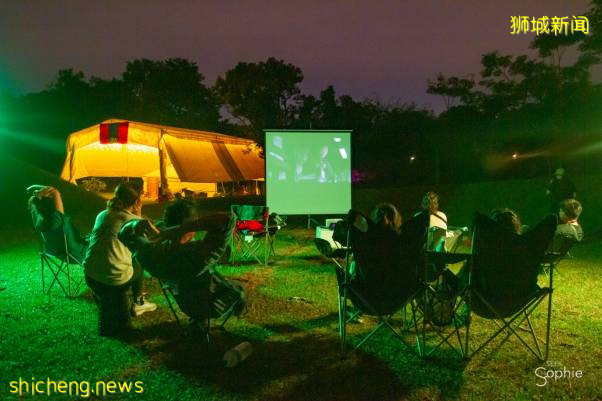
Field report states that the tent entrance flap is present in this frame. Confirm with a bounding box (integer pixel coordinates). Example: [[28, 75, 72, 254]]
[[74, 142, 159, 179]]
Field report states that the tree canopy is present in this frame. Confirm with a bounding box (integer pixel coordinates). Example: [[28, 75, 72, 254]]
[[4, 1, 602, 184]]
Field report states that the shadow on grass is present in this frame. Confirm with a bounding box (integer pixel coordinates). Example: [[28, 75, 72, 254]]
[[262, 312, 340, 333], [125, 318, 466, 401]]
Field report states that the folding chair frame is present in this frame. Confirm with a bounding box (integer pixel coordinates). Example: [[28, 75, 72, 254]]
[[465, 279, 553, 361], [541, 235, 577, 277], [39, 230, 84, 298], [388, 221, 473, 359], [338, 274, 417, 353], [410, 274, 472, 359], [158, 271, 245, 343], [460, 222, 555, 362], [335, 221, 419, 354], [230, 205, 276, 267]]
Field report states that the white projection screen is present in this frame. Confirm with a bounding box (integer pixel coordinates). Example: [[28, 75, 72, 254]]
[[265, 130, 352, 215]]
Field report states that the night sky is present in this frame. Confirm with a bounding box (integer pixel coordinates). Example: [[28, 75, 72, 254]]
[[0, 0, 592, 112]]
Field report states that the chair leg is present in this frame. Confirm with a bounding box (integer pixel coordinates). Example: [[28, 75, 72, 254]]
[[468, 290, 549, 360], [46, 258, 69, 296], [160, 283, 182, 327], [524, 312, 542, 357], [545, 268, 554, 361], [340, 285, 348, 353], [67, 263, 71, 297], [41, 253, 46, 293], [264, 233, 268, 267]]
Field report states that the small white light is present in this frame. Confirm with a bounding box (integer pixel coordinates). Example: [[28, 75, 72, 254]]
[[334, 137, 341, 143], [269, 151, 284, 162]]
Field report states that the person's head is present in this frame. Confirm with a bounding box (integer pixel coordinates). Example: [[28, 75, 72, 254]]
[[554, 167, 565, 179], [490, 208, 522, 234], [28, 195, 54, 219], [559, 199, 582, 223], [421, 191, 440, 214], [371, 203, 402, 232], [163, 199, 196, 243], [107, 182, 142, 215]]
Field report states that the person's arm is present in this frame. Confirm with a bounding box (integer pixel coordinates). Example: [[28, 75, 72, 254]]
[[118, 219, 159, 251], [38, 186, 64, 214], [159, 213, 232, 241]]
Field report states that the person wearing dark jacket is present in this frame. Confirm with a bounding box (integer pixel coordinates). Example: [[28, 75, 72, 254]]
[[118, 200, 242, 326], [546, 168, 577, 212]]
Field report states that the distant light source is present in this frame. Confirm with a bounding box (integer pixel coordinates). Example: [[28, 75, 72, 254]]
[[409, 155, 416, 162], [512, 152, 519, 160]]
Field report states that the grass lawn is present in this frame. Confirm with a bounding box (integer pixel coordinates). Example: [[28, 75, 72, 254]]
[[1, 223, 601, 401]]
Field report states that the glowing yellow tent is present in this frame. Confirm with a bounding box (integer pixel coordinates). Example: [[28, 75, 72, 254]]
[[60, 119, 264, 197]]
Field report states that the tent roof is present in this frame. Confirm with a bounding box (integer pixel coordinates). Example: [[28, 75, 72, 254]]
[[66, 118, 255, 149], [61, 119, 264, 184]]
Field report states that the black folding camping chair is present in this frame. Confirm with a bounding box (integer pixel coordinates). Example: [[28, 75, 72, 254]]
[[334, 211, 428, 352], [38, 226, 84, 298], [462, 213, 557, 361]]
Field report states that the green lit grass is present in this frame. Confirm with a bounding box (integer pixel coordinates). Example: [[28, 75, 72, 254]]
[[1, 225, 601, 401]]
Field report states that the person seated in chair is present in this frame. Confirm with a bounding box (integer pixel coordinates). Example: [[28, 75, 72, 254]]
[[336, 203, 416, 315], [550, 199, 583, 253], [490, 208, 522, 235], [421, 191, 447, 230], [118, 200, 244, 328], [419, 192, 453, 252], [27, 185, 88, 262]]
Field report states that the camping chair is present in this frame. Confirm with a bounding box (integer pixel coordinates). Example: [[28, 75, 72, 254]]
[[335, 211, 426, 353], [38, 229, 84, 298], [463, 213, 557, 361], [314, 222, 349, 270], [540, 233, 578, 277], [158, 271, 245, 338], [230, 205, 280, 266], [412, 227, 473, 358]]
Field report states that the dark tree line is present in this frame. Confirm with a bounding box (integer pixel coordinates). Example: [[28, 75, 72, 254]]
[[427, 1, 602, 182], [2, 1, 602, 185]]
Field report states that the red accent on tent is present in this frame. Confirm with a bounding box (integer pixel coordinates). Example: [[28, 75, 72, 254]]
[[99, 123, 109, 143], [117, 122, 129, 144], [99, 122, 129, 144]]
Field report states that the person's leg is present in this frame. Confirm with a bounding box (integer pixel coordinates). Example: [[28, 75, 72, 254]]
[[85, 275, 131, 337], [129, 261, 143, 299], [128, 262, 157, 316], [108, 283, 133, 334]]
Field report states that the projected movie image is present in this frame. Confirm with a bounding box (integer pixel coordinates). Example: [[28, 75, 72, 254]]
[[266, 130, 352, 215]]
